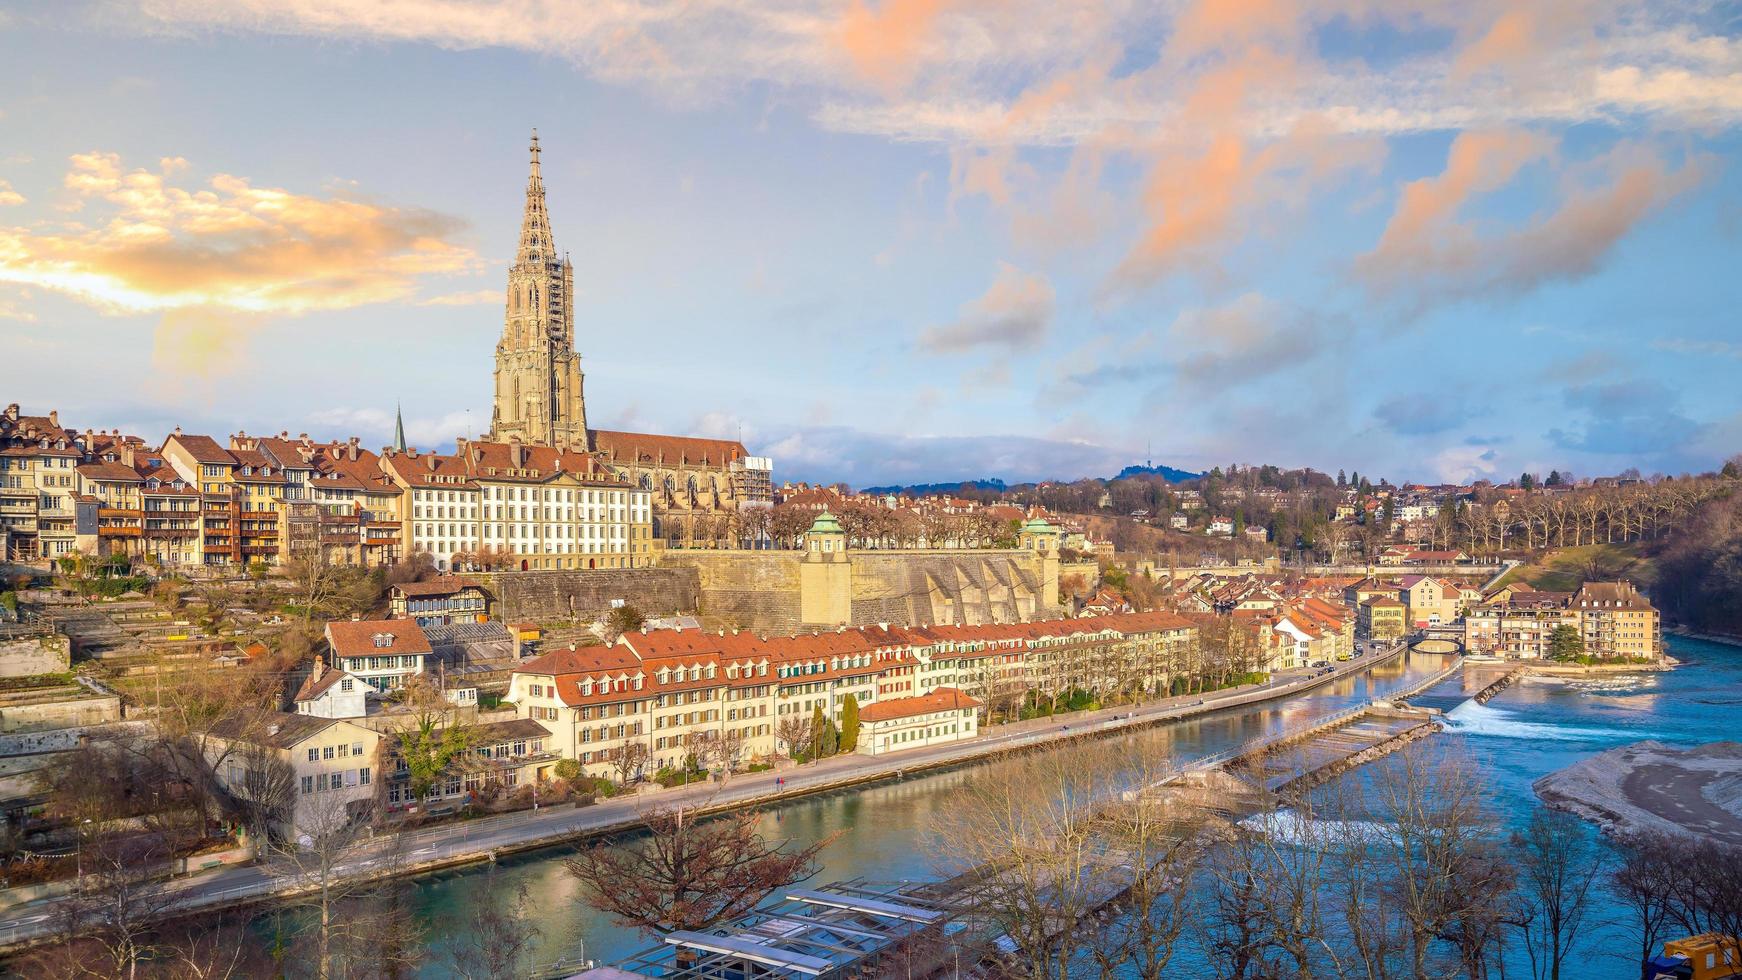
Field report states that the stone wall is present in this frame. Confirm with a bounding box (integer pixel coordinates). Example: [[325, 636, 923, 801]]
[[468, 568, 701, 623], [0, 633, 71, 678], [662, 552, 805, 632], [662, 548, 1065, 632]]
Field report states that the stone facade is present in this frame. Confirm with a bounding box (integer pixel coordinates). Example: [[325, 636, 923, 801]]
[[490, 131, 587, 451], [468, 567, 702, 623], [665, 546, 1064, 633]]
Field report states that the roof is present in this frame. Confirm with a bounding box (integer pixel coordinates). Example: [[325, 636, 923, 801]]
[[76, 461, 145, 482], [209, 711, 360, 749], [294, 662, 358, 702], [165, 433, 236, 465], [392, 576, 486, 598], [859, 687, 981, 722], [589, 429, 748, 466], [324, 619, 432, 658]]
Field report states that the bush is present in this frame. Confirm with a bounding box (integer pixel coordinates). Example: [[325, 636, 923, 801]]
[[553, 759, 583, 782], [745, 762, 774, 773], [654, 765, 705, 788]]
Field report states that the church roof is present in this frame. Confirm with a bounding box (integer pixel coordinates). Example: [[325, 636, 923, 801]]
[[589, 429, 748, 466]]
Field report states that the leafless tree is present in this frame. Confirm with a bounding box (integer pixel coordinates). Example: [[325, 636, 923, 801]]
[[1511, 807, 1606, 980], [608, 741, 651, 785], [775, 715, 813, 761], [441, 866, 542, 979], [566, 802, 837, 937]]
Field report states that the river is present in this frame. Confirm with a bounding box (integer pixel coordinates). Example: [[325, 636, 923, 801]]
[[270, 636, 1742, 976]]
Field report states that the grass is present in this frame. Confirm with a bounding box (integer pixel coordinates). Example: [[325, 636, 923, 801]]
[[1493, 543, 1653, 593]]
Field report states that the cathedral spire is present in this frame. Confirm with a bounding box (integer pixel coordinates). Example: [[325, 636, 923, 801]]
[[393, 401, 407, 453], [518, 128, 554, 265]]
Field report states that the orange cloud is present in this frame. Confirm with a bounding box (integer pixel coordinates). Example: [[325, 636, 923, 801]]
[[836, 0, 954, 93], [1362, 127, 1555, 268], [920, 262, 1054, 353], [0, 180, 23, 207], [1451, 3, 1596, 80], [0, 151, 477, 315], [1358, 138, 1703, 305], [1168, 0, 1304, 61]]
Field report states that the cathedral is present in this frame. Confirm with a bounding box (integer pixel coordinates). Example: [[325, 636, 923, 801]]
[[488, 132, 773, 539]]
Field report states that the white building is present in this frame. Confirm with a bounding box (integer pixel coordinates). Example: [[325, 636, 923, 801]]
[[855, 687, 981, 756]]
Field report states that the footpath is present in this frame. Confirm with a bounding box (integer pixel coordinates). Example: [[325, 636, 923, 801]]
[[0, 643, 1407, 951]]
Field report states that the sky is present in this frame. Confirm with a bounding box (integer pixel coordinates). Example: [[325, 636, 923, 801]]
[[0, 1, 1739, 488]]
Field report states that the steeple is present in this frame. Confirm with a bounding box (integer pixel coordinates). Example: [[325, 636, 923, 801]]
[[518, 128, 554, 265], [393, 402, 407, 453]]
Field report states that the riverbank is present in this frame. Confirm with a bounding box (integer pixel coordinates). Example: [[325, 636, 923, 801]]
[[1535, 739, 1742, 846], [1666, 625, 1742, 648], [0, 643, 1411, 952]]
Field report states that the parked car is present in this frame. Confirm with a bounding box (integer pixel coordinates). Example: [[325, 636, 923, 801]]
[[1311, 660, 1330, 669]]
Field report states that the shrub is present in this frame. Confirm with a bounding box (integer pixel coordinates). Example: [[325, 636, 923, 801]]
[[553, 759, 583, 782]]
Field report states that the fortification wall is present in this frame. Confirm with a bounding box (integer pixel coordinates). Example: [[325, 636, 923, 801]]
[[660, 552, 805, 632], [469, 568, 701, 623], [662, 549, 1065, 632]]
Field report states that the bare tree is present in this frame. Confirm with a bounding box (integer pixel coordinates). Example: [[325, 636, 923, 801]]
[[775, 715, 813, 761], [441, 866, 542, 979], [566, 802, 837, 937], [1511, 807, 1605, 980], [608, 741, 651, 785]]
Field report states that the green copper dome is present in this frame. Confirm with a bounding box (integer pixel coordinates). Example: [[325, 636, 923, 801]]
[[1020, 517, 1058, 534], [807, 510, 844, 535]]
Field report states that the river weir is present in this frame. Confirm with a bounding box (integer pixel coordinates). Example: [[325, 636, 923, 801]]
[[130, 636, 1725, 977]]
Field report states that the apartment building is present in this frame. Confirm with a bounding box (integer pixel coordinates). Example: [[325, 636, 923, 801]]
[[0, 406, 80, 561], [1464, 582, 1660, 660], [504, 611, 1203, 780], [207, 711, 381, 839]]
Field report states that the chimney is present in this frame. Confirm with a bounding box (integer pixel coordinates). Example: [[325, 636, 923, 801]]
[[48, 410, 58, 428], [312, 654, 325, 680], [173, 426, 182, 436], [425, 456, 437, 471], [3, 404, 17, 422]]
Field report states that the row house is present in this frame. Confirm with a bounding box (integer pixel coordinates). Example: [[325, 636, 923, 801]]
[[504, 611, 1203, 780], [381, 438, 655, 572], [247, 435, 403, 567], [0, 406, 80, 561], [162, 431, 286, 567]]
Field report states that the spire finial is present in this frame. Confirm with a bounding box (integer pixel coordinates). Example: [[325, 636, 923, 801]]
[[393, 401, 407, 453]]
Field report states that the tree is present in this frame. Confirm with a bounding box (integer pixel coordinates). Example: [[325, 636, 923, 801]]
[[608, 742, 651, 785], [442, 867, 542, 979], [776, 715, 813, 761], [1547, 624, 1585, 662], [392, 676, 474, 804], [566, 804, 838, 936], [838, 694, 861, 753], [810, 704, 837, 758], [603, 603, 646, 642], [1512, 808, 1606, 980]]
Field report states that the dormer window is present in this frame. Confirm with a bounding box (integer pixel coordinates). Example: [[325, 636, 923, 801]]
[[372, 633, 394, 648]]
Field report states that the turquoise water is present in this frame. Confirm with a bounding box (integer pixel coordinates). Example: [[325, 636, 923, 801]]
[[392, 651, 1445, 973], [282, 638, 1741, 975]]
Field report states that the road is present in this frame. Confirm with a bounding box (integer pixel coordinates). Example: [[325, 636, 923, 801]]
[[0, 644, 1410, 951]]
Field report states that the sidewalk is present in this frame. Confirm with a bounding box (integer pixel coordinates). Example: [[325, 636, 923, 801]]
[[0, 642, 1406, 950]]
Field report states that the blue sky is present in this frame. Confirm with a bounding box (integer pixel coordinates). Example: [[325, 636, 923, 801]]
[[1, 1, 1739, 487]]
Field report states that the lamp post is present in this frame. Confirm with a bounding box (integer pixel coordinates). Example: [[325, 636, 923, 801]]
[[76, 818, 92, 888]]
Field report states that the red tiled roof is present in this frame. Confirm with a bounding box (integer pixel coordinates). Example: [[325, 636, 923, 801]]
[[166, 434, 236, 465], [859, 687, 981, 722], [324, 619, 432, 658], [392, 576, 485, 598]]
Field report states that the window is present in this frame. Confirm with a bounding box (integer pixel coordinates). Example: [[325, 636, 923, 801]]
[[307, 748, 319, 763], [323, 745, 335, 760], [301, 775, 314, 795], [340, 679, 353, 693], [360, 766, 371, 785]]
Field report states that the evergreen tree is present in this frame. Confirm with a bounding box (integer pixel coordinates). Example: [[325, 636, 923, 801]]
[[1548, 624, 1586, 662], [1336, 469, 1347, 488], [810, 704, 836, 758], [839, 695, 861, 753], [1546, 470, 1564, 487], [1519, 472, 1536, 490]]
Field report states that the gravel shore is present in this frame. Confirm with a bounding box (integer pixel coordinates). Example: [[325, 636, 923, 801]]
[[1534, 740, 1742, 845]]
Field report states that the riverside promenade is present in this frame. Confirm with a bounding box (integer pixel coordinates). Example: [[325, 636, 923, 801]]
[[0, 643, 1409, 951]]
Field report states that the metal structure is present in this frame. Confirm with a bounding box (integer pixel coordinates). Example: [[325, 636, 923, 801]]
[[598, 879, 973, 979]]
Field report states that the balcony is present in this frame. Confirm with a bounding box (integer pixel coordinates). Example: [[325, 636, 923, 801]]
[[99, 526, 144, 538]]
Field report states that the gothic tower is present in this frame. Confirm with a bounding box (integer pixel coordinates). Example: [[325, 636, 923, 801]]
[[490, 130, 587, 449]]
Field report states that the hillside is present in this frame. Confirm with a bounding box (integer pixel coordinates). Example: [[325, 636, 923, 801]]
[[1493, 544, 1655, 594]]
